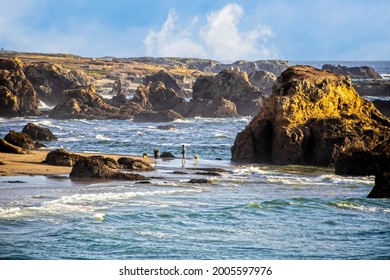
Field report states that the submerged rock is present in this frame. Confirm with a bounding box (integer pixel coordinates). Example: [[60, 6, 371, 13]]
[[188, 178, 212, 184], [133, 109, 184, 122], [22, 123, 58, 141], [160, 152, 175, 158], [231, 65, 390, 166]]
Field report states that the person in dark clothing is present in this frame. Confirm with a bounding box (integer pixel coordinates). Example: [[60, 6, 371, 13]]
[[181, 144, 186, 159], [153, 147, 159, 159]]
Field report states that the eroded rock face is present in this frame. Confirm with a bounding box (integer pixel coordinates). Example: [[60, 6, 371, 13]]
[[231, 65, 390, 166], [144, 70, 189, 98], [23, 62, 93, 106], [49, 85, 120, 119], [0, 57, 41, 117], [132, 81, 186, 112], [22, 123, 58, 141], [322, 64, 382, 79], [192, 68, 265, 116], [248, 70, 277, 95]]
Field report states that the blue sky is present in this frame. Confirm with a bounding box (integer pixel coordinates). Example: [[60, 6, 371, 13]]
[[0, 0, 389, 61]]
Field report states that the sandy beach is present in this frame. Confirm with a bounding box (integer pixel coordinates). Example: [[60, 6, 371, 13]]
[[0, 150, 149, 176]]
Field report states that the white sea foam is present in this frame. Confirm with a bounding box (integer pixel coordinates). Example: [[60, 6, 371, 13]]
[[332, 201, 388, 213], [93, 213, 105, 221], [95, 134, 113, 141]]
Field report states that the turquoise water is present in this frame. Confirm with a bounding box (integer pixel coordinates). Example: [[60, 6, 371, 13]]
[[0, 118, 389, 260]]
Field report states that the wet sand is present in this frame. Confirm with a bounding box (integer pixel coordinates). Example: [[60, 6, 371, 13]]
[[0, 150, 150, 176]]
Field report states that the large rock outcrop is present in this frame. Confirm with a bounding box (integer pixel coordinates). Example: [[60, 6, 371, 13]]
[[23, 62, 92, 106], [191, 68, 265, 116], [69, 156, 148, 180], [0, 57, 41, 117], [132, 81, 186, 112], [143, 70, 189, 98], [0, 139, 25, 154], [49, 85, 121, 119], [322, 64, 382, 79], [231, 65, 390, 166]]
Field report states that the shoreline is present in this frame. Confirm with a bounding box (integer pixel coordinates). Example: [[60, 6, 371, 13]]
[[0, 150, 152, 177]]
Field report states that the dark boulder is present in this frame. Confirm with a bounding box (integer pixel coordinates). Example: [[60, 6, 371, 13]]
[[133, 109, 184, 122], [4, 130, 35, 150], [70, 156, 148, 180], [0, 57, 41, 117], [188, 178, 212, 184], [118, 157, 154, 170], [0, 139, 25, 154], [45, 149, 84, 167], [368, 169, 390, 198], [183, 97, 238, 118], [322, 64, 382, 79], [372, 100, 390, 118], [22, 122, 57, 141], [353, 80, 390, 97], [160, 152, 175, 158]]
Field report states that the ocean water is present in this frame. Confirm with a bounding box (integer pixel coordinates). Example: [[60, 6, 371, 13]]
[[0, 117, 389, 260]]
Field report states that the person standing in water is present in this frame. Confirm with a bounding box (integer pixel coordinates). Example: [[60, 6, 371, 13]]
[[181, 144, 186, 159], [153, 147, 159, 159]]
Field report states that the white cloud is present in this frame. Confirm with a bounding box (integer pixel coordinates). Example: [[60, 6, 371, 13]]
[[143, 8, 207, 58], [143, 4, 277, 61]]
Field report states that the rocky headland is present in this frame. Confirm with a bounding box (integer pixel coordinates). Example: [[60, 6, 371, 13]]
[[231, 65, 390, 165]]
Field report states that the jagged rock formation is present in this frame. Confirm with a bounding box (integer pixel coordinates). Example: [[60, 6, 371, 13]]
[[367, 169, 390, 198], [248, 70, 277, 95], [182, 97, 238, 118], [143, 70, 189, 98], [130, 57, 289, 76], [23, 62, 92, 106], [22, 123, 58, 141], [49, 85, 121, 119], [132, 81, 186, 112], [322, 64, 382, 79], [0, 57, 41, 117], [69, 156, 148, 180], [231, 65, 390, 166], [190, 68, 265, 116], [4, 130, 36, 150]]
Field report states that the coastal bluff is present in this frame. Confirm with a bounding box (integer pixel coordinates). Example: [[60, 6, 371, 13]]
[[231, 65, 390, 167]]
